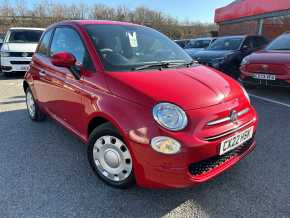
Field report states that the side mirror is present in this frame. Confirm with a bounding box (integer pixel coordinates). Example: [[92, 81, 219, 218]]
[[51, 52, 76, 68], [51, 52, 81, 79]]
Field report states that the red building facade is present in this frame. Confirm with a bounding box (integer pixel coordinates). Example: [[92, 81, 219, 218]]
[[215, 0, 290, 40]]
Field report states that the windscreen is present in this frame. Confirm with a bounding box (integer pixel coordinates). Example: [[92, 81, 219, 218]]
[[7, 30, 43, 43], [266, 34, 290, 50], [85, 24, 191, 71], [207, 37, 243, 51]]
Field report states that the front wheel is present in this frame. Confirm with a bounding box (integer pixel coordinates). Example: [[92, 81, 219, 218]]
[[88, 123, 135, 189]]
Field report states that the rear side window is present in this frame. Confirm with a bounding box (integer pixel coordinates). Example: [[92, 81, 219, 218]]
[[37, 29, 53, 56]]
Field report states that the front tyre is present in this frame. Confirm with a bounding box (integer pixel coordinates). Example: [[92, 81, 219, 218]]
[[88, 123, 135, 189], [25, 88, 45, 121]]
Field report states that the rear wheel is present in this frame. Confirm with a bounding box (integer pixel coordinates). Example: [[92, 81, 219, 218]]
[[25, 88, 45, 121], [88, 123, 135, 188]]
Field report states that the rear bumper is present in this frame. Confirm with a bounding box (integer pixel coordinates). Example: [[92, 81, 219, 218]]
[[240, 76, 290, 88]]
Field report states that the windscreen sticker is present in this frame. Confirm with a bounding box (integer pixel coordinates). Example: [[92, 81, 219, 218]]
[[127, 32, 138, 47]]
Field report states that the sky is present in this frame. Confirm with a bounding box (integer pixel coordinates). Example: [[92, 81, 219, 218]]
[[9, 0, 234, 23]]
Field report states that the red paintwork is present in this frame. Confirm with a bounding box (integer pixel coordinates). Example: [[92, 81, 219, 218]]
[[24, 20, 258, 188], [51, 52, 76, 68], [240, 50, 290, 83], [215, 0, 290, 23]]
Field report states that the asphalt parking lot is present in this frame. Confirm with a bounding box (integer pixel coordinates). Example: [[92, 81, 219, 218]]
[[0, 73, 289, 218]]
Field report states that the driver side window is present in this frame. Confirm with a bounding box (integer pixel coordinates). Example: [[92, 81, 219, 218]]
[[50, 27, 85, 65]]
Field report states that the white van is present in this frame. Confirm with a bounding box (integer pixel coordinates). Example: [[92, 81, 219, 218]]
[[0, 27, 45, 76]]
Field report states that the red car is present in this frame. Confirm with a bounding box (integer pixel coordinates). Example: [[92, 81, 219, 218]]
[[23, 20, 257, 189], [240, 32, 290, 88]]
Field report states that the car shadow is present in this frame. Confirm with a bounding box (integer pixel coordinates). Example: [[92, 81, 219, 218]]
[[0, 107, 288, 218], [0, 72, 25, 80]]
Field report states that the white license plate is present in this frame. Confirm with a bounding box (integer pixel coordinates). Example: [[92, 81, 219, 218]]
[[219, 126, 254, 155], [20, 65, 29, 71], [253, 73, 276, 80]]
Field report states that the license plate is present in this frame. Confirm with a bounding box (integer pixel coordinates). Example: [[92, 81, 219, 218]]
[[20, 65, 29, 71], [219, 126, 254, 155], [253, 73, 275, 80]]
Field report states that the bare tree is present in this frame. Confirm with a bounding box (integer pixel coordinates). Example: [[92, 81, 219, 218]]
[[0, 1, 217, 39]]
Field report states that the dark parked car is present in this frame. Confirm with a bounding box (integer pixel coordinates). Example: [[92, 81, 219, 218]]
[[184, 37, 216, 58], [174, 39, 190, 48], [192, 35, 268, 78]]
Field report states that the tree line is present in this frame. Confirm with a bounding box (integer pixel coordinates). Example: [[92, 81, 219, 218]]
[[0, 0, 217, 39]]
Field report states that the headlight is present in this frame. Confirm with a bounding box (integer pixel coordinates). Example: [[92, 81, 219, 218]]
[[151, 136, 181, 155], [241, 86, 250, 103], [153, 103, 188, 131], [0, 52, 10, 57], [241, 57, 249, 66]]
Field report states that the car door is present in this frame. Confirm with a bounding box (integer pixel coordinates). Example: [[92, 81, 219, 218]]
[[46, 26, 93, 134], [32, 28, 54, 111]]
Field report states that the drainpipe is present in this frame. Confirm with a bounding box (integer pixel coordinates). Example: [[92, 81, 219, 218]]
[[257, 18, 264, 35]]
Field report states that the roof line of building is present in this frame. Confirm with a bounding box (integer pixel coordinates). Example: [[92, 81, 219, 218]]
[[217, 9, 290, 25]]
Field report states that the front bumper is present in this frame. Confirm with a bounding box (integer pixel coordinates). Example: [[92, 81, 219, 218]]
[[1, 56, 31, 73], [129, 137, 256, 189], [128, 102, 257, 189]]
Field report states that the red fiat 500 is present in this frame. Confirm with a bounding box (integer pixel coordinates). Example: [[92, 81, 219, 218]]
[[24, 20, 257, 189], [240, 32, 290, 88]]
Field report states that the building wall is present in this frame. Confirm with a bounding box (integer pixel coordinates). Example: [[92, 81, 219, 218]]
[[262, 15, 290, 39], [219, 20, 259, 36], [218, 13, 290, 40]]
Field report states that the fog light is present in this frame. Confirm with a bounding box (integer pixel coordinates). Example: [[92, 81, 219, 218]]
[[151, 136, 181, 155]]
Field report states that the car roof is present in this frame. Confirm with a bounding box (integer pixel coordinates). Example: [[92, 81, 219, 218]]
[[189, 37, 215, 41], [216, 35, 265, 39], [174, 39, 190, 42], [54, 20, 138, 27], [9, 27, 45, 31]]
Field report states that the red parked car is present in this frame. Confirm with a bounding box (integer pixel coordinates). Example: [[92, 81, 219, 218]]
[[23, 20, 257, 189], [240, 32, 290, 88]]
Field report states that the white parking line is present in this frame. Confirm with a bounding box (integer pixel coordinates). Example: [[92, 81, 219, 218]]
[[0, 98, 25, 104], [250, 94, 290, 108]]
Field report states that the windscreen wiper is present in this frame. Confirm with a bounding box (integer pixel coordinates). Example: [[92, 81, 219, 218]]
[[132, 60, 195, 71]]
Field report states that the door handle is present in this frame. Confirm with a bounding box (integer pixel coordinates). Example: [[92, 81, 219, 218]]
[[39, 70, 46, 77]]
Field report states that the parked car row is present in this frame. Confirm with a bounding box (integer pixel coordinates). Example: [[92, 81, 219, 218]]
[[176, 33, 290, 88]]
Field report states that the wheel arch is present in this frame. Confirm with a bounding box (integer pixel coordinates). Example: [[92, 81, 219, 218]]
[[87, 113, 127, 140]]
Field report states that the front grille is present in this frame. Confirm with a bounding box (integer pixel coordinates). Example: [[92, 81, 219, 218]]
[[10, 61, 31, 65], [9, 52, 33, 57], [188, 137, 254, 177]]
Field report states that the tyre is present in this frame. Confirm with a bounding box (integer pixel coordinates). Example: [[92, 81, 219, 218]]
[[25, 87, 46, 121], [88, 123, 135, 189]]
